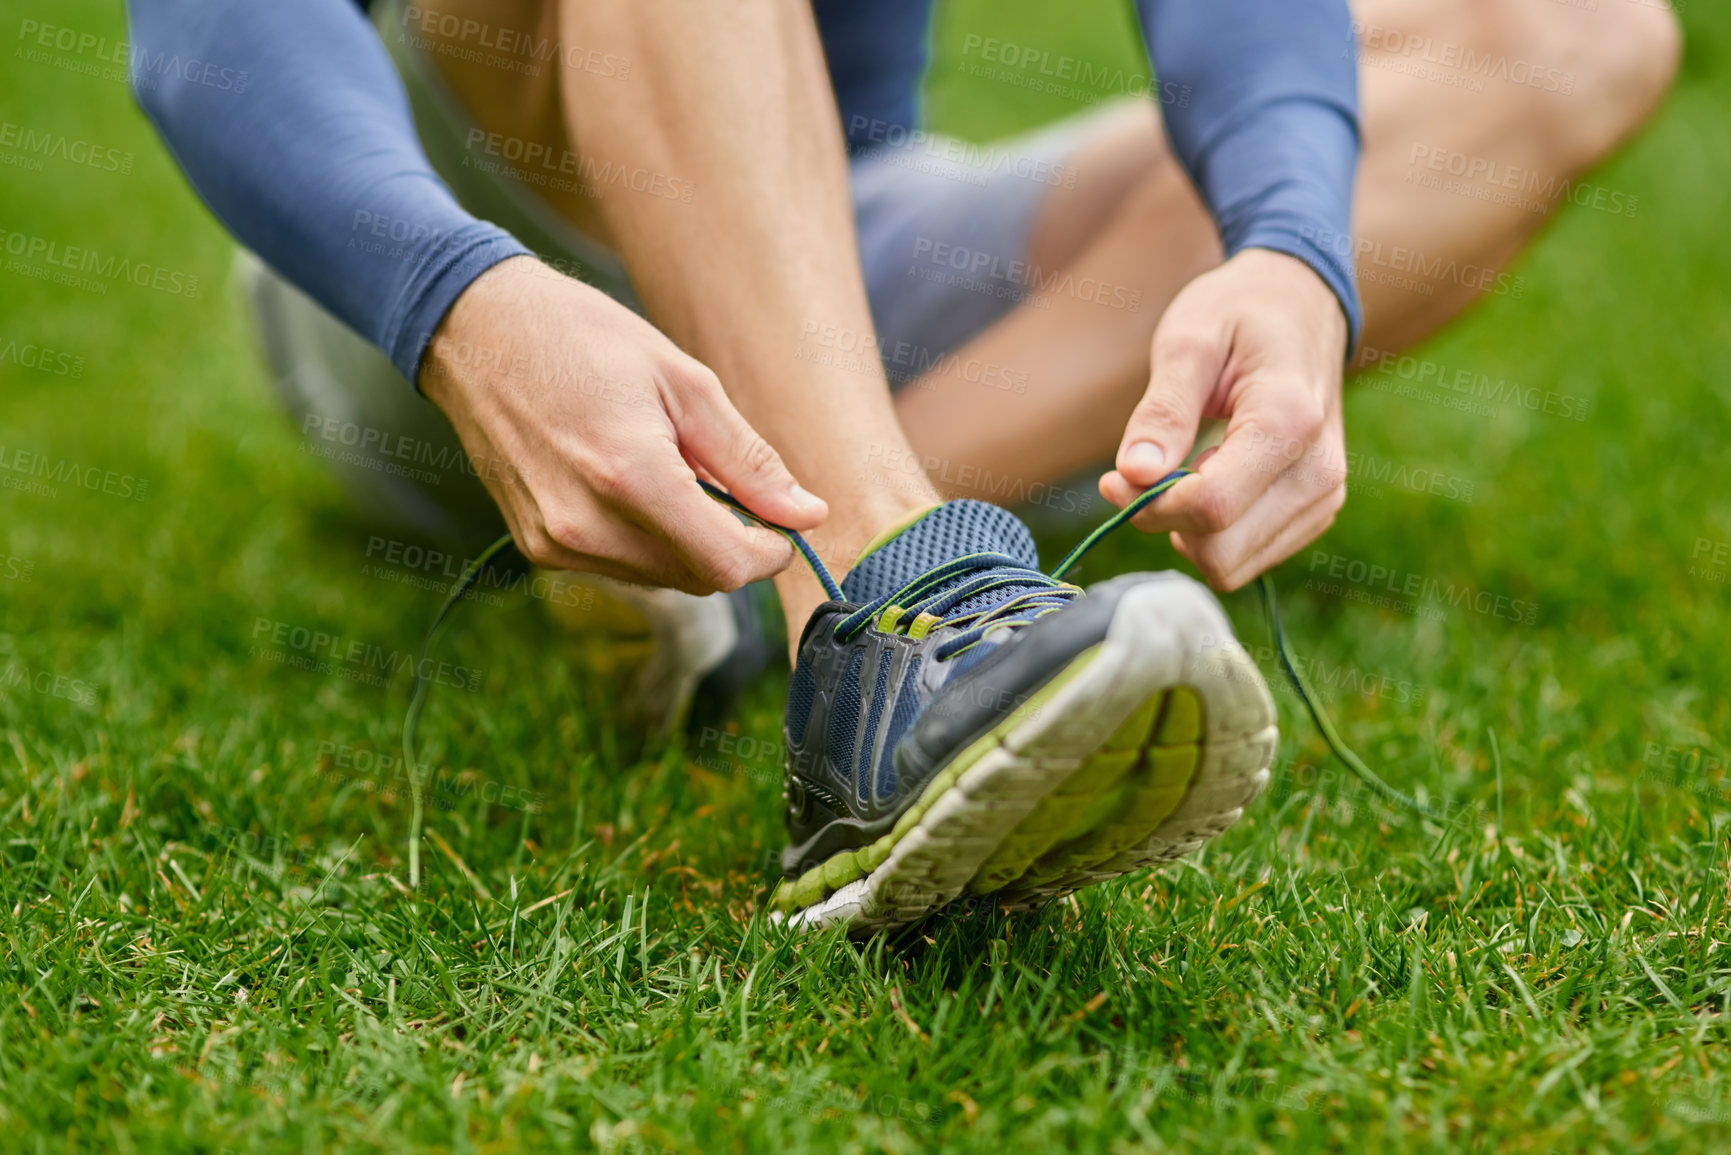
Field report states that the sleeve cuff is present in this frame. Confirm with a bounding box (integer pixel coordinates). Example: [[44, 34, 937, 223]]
[[380, 222, 533, 386], [1235, 224, 1363, 357]]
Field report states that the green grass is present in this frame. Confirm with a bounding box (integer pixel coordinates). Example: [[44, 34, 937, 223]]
[[5, 0, 1731, 1151]]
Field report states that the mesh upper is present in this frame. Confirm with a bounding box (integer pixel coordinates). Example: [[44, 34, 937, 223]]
[[827, 649, 865, 783], [785, 663, 816, 744], [793, 501, 1050, 812], [841, 501, 1038, 604]]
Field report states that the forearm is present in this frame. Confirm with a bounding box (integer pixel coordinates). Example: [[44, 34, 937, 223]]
[[126, 0, 528, 382], [1140, 0, 1363, 348], [554, 0, 935, 564]]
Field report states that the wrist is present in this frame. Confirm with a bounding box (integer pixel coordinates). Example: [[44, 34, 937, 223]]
[[1234, 248, 1349, 355], [419, 254, 545, 409]]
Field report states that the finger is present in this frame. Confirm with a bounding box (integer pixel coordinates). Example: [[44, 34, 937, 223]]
[[600, 446, 798, 591], [1114, 324, 1226, 488], [1101, 436, 1224, 507], [1176, 496, 1337, 592], [1174, 476, 1346, 591], [666, 367, 828, 529], [648, 486, 797, 591], [515, 492, 726, 594], [1134, 384, 1331, 538]]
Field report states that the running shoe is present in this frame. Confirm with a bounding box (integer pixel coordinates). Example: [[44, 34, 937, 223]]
[[763, 483, 1278, 934]]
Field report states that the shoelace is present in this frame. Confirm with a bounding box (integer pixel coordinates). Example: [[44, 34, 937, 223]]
[[704, 473, 1193, 662], [399, 472, 1441, 888]]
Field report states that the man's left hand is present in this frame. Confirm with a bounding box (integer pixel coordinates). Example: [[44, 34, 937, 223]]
[[1100, 248, 1351, 590]]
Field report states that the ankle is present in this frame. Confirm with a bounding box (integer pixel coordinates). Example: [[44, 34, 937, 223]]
[[772, 497, 941, 648], [774, 568, 828, 663], [814, 491, 939, 566]]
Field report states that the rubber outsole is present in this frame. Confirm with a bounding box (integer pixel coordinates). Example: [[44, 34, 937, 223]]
[[771, 574, 1278, 935]]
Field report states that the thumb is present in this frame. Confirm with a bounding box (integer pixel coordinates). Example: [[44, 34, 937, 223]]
[[668, 367, 828, 529], [1114, 332, 1224, 487]]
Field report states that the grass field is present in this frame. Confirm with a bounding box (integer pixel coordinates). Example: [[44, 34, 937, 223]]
[[4, 0, 1731, 1151]]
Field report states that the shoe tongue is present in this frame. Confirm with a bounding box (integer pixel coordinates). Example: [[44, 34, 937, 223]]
[[841, 500, 1039, 603]]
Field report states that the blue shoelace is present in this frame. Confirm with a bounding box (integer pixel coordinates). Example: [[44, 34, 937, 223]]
[[398, 472, 1441, 888]]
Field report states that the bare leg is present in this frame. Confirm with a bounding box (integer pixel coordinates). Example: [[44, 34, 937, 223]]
[[408, 0, 940, 640], [896, 0, 1682, 498]]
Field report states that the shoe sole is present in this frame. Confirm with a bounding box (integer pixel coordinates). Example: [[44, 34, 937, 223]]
[[771, 575, 1277, 935]]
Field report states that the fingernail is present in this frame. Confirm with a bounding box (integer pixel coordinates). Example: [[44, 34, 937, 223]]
[[1123, 441, 1165, 475], [789, 483, 822, 509]]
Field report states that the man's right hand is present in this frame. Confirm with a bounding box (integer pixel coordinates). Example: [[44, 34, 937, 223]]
[[420, 256, 827, 593]]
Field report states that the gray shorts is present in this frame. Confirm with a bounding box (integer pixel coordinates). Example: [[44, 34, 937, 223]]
[[249, 2, 1101, 549]]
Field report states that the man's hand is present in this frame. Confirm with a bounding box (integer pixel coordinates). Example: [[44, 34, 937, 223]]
[[421, 256, 828, 593], [1100, 249, 1350, 590]]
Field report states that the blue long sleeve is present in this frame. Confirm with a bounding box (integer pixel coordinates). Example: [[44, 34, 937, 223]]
[[1137, 0, 1363, 347], [126, 0, 1363, 374], [125, 0, 530, 384]]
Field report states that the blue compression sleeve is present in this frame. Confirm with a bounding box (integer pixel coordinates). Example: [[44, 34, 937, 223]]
[[1137, 0, 1363, 348], [125, 0, 531, 384]]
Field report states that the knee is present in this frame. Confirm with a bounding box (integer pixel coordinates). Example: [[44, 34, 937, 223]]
[[1570, 0, 1681, 140], [1464, 0, 1681, 167]]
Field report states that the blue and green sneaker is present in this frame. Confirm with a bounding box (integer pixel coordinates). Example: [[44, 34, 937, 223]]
[[763, 484, 1278, 933], [400, 474, 1436, 903]]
